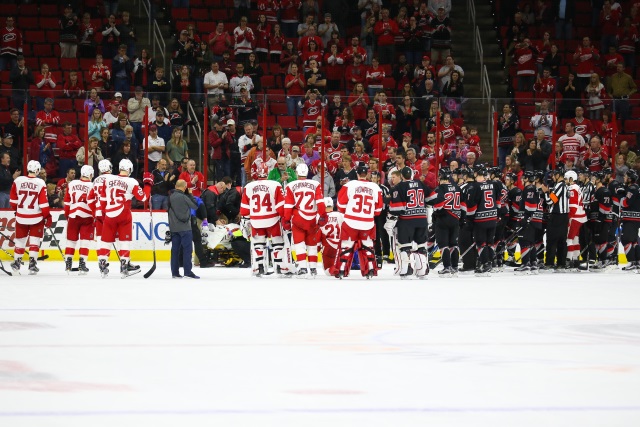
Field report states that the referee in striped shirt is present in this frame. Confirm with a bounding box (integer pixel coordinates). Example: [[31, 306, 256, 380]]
[[540, 170, 569, 270]]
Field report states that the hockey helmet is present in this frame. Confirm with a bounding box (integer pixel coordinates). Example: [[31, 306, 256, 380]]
[[119, 158, 134, 175], [80, 165, 94, 178], [27, 160, 41, 174], [256, 162, 269, 179], [489, 166, 502, 177], [323, 197, 334, 208], [626, 169, 638, 182], [564, 170, 578, 182], [592, 171, 604, 182], [438, 168, 451, 180], [98, 159, 112, 173], [506, 172, 519, 182], [400, 166, 414, 180], [474, 165, 487, 177], [602, 167, 613, 176], [296, 162, 309, 178], [534, 170, 545, 182]]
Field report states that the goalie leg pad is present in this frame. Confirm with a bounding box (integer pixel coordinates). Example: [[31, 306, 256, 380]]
[[397, 243, 413, 275], [336, 241, 356, 277], [412, 246, 429, 277], [357, 238, 377, 277]]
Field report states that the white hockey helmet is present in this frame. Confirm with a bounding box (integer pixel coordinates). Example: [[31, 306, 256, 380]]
[[98, 159, 112, 173], [256, 162, 269, 179], [80, 165, 94, 179], [119, 158, 134, 175], [564, 170, 578, 182], [27, 160, 41, 174], [296, 163, 308, 178], [323, 197, 334, 208]]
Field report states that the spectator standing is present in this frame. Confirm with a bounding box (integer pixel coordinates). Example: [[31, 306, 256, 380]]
[[148, 67, 170, 105], [512, 37, 538, 92], [89, 54, 111, 93], [4, 108, 25, 152], [113, 45, 134, 100], [143, 124, 165, 172], [133, 48, 156, 89], [118, 11, 137, 59], [441, 70, 464, 117], [542, 44, 562, 78], [9, 54, 32, 109], [174, 30, 196, 73], [59, 5, 79, 58], [497, 104, 520, 170], [0, 134, 20, 171], [430, 6, 453, 64], [76, 136, 104, 177], [0, 16, 22, 71], [208, 22, 233, 63], [101, 14, 121, 62], [168, 179, 200, 279], [559, 71, 580, 119], [285, 63, 305, 116], [149, 158, 174, 210], [585, 73, 607, 120], [608, 62, 637, 131], [56, 122, 83, 178], [437, 55, 464, 89], [84, 88, 105, 116], [599, 0, 620, 55], [34, 63, 56, 112], [36, 98, 61, 148], [165, 127, 189, 168], [374, 8, 399, 64], [318, 13, 339, 48], [78, 13, 97, 59], [0, 153, 18, 208], [203, 62, 228, 108], [573, 37, 600, 93], [179, 159, 205, 197], [127, 87, 151, 143], [617, 17, 637, 71], [229, 63, 254, 96], [529, 99, 556, 141], [233, 17, 255, 66], [554, 0, 576, 40], [534, 68, 556, 97]]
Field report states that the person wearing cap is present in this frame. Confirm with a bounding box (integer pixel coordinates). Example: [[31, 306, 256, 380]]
[[127, 86, 151, 143], [143, 124, 165, 172], [9, 54, 32, 109], [174, 30, 196, 73], [148, 67, 170, 106], [268, 156, 297, 186], [0, 133, 20, 171], [113, 44, 134, 100]]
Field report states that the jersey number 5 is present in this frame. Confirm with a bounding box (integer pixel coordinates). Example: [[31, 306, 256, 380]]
[[483, 190, 495, 209]]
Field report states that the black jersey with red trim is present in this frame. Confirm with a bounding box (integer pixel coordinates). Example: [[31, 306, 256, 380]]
[[426, 183, 463, 220]]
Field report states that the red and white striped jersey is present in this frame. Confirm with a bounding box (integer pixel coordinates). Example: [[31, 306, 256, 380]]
[[10, 176, 49, 225], [284, 179, 326, 222], [558, 133, 586, 160], [240, 179, 285, 228], [64, 179, 94, 219], [319, 211, 344, 250], [568, 183, 587, 223], [337, 179, 383, 230], [100, 174, 147, 218]]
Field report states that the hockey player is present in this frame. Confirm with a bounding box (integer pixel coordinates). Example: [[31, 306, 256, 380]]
[[465, 165, 501, 276], [89, 159, 113, 241], [458, 168, 477, 271], [239, 163, 289, 277], [589, 171, 613, 269], [565, 170, 587, 270], [389, 166, 430, 279], [318, 197, 344, 275], [426, 168, 463, 277], [620, 169, 640, 271], [604, 167, 625, 265], [63, 165, 95, 275], [97, 159, 150, 278], [384, 170, 402, 274], [490, 167, 509, 271], [578, 170, 596, 264], [335, 165, 383, 278], [9, 160, 50, 275], [515, 171, 544, 274], [283, 163, 326, 277], [504, 172, 523, 266]]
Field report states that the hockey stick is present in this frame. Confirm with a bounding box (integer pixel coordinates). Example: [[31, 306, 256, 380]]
[[112, 243, 122, 262], [0, 258, 12, 276], [460, 243, 476, 259], [0, 229, 49, 260], [46, 226, 64, 258], [143, 205, 156, 279]]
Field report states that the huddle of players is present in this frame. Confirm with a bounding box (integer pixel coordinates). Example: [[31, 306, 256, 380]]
[[9, 158, 149, 278]]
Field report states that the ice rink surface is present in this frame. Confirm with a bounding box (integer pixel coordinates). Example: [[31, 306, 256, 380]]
[[0, 262, 639, 427]]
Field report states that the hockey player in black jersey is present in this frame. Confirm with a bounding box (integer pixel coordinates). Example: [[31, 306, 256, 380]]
[[389, 166, 430, 278], [466, 165, 501, 276], [489, 167, 509, 271], [533, 170, 548, 266], [604, 167, 626, 265], [515, 171, 545, 274], [458, 169, 477, 271], [426, 169, 463, 277], [504, 172, 523, 266], [589, 171, 614, 270], [620, 169, 640, 272], [578, 170, 597, 264]]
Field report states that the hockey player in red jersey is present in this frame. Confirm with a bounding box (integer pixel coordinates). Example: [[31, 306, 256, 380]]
[[10, 160, 51, 275], [239, 163, 291, 277], [565, 170, 587, 270], [335, 165, 383, 279], [89, 159, 113, 240], [97, 159, 150, 278], [63, 165, 95, 275], [318, 197, 344, 275], [283, 163, 326, 277]]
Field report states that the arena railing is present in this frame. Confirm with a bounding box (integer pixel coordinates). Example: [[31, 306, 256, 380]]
[[138, 0, 152, 44]]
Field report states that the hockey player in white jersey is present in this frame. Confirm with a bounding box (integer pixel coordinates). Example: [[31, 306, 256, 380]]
[[63, 165, 95, 274], [318, 197, 344, 275]]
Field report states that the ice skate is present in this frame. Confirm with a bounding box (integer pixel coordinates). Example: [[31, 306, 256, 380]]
[[120, 259, 141, 278], [438, 267, 452, 278], [297, 268, 308, 277], [256, 264, 266, 277], [99, 259, 109, 278], [78, 258, 89, 275], [10, 258, 22, 275], [27, 257, 39, 275], [450, 267, 459, 277], [309, 268, 317, 278], [65, 257, 73, 274], [514, 264, 531, 275], [400, 265, 414, 280], [622, 261, 639, 272], [529, 263, 539, 275]]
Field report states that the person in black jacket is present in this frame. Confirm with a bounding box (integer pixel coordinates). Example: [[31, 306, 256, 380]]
[[0, 153, 19, 208], [519, 138, 548, 171], [200, 181, 228, 225], [217, 176, 241, 222], [9, 55, 33, 109], [149, 158, 177, 210], [112, 44, 134, 100]]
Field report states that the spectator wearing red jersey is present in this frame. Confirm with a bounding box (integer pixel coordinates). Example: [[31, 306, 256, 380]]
[[280, 40, 300, 73], [365, 57, 385, 98], [343, 36, 368, 65], [257, 0, 278, 24], [178, 159, 205, 197], [334, 107, 356, 145], [616, 17, 638, 71], [63, 70, 85, 99], [281, 0, 302, 38], [324, 44, 344, 91], [582, 135, 609, 172], [57, 122, 83, 178], [208, 22, 233, 63], [599, 0, 620, 55], [533, 67, 556, 96], [268, 24, 285, 64], [371, 125, 398, 161], [89, 54, 111, 93], [299, 89, 326, 130], [373, 92, 396, 127], [233, 17, 254, 66], [254, 14, 271, 63], [303, 116, 331, 149], [284, 63, 305, 117], [0, 16, 22, 71], [347, 83, 369, 124], [298, 25, 324, 57], [403, 15, 424, 66], [430, 6, 452, 64], [573, 37, 600, 93], [571, 106, 595, 143], [533, 31, 552, 75], [374, 8, 399, 64], [511, 36, 538, 92], [78, 12, 97, 59], [36, 98, 61, 148], [301, 43, 323, 73], [345, 54, 366, 93], [602, 45, 624, 88]]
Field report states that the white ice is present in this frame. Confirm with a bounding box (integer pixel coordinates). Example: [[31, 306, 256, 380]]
[[0, 262, 639, 427]]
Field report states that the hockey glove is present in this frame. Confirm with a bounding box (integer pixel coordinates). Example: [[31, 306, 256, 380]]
[[143, 172, 154, 186], [283, 220, 292, 231], [318, 214, 328, 226], [44, 214, 52, 228]]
